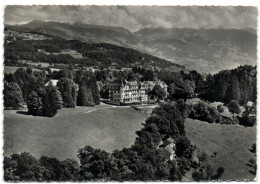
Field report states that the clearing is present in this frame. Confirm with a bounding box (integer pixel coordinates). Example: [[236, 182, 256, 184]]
[[4, 104, 147, 161], [4, 66, 42, 74], [185, 118, 256, 181]]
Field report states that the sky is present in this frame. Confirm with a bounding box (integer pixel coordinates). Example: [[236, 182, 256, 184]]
[[4, 6, 257, 32]]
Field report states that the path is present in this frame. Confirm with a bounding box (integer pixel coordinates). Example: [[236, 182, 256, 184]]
[[85, 105, 130, 114]]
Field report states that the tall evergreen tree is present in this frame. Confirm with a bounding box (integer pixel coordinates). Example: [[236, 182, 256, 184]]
[[77, 83, 94, 106], [226, 75, 240, 102], [42, 86, 59, 117], [89, 76, 100, 105], [27, 91, 44, 116], [57, 78, 77, 108], [54, 89, 63, 109], [4, 73, 17, 83]]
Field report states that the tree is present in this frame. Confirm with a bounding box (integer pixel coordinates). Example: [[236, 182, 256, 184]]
[[175, 136, 193, 159], [77, 83, 94, 106], [56, 69, 73, 79], [57, 78, 77, 108], [251, 143, 256, 153], [198, 151, 208, 166], [41, 86, 59, 117], [239, 104, 256, 127], [249, 159, 257, 174], [226, 75, 240, 102], [205, 163, 214, 180], [215, 167, 224, 180], [27, 86, 60, 117], [27, 90, 44, 116], [249, 158, 256, 167], [143, 70, 155, 81], [54, 89, 63, 109], [4, 81, 24, 109], [4, 152, 79, 182], [4, 73, 17, 83], [150, 84, 167, 101], [227, 100, 241, 117], [4, 152, 42, 181], [217, 105, 224, 113], [77, 146, 116, 180], [152, 104, 185, 136], [26, 67, 33, 75], [89, 76, 100, 105], [168, 79, 195, 100], [192, 170, 204, 181], [176, 99, 191, 119]]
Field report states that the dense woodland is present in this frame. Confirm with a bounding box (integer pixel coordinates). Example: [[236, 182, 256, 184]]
[[4, 68, 100, 117], [3, 31, 257, 181]]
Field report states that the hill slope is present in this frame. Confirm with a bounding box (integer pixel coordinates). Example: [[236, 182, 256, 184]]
[[6, 21, 257, 73], [4, 32, 185, 72]]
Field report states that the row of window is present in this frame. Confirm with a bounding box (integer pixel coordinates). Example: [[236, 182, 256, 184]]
[[124, 93, 146, 96], [122, 90, 145, 93], [110, 86, 120, 89], [113, 99, 120, 102], [109, 90, 120, 93]]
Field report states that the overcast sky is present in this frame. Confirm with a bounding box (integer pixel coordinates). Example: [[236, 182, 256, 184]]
[[4, 6, 257, 32]]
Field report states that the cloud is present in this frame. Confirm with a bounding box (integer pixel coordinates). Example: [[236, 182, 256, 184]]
[[4, 6, 257, 31]]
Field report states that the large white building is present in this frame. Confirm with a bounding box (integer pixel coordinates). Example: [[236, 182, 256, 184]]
[[108, 78, 167, 105]]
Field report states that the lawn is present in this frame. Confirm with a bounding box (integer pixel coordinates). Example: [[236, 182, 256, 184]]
[[4, 66, 41, 74], [4, 105, 256, 181], [4, 105, 147, 161], [185, 118, 256, 181]]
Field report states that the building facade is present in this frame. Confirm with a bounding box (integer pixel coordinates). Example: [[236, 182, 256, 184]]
[[108, 78, 167, 105]]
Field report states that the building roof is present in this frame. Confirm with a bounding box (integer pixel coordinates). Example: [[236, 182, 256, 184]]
[[166, 138, 175, 143], [109, 78, 140, 87], [45, 79, 59, 86], [164, 145, 175, 154], [127, 81, 139, 86], [247, 101, 254, 107], [109, 78, 167, 89], [143, 80, 168, 87]]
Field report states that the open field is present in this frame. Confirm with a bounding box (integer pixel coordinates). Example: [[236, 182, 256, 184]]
[[185, 118, 256, 181], [4, 104, 256, 180], [4, 105, 147, 161], [4, 66, 42, 74]]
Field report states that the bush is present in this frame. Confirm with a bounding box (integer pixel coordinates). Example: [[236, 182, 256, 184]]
[[217, 105, 224, 113], [251, 143, 256, 153], [239, 114, 256, 127]]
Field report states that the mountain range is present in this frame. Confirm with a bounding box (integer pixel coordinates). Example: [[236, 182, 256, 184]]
[[6, 20, 257, 73]]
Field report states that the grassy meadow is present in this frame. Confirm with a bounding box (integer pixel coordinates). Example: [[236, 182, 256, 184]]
[[4, 104, 256, 181], [4, 66, 41, 74], [4, 105, 147, 161], [185, 118, 256, 181]]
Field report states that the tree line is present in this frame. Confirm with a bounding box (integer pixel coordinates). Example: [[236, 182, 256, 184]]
[[4, 68, 100, 117], [5, 38, 184, 71], [132, 65, 256, 106]]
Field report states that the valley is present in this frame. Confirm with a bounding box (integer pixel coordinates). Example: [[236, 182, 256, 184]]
[[6, 21, 257, 73]]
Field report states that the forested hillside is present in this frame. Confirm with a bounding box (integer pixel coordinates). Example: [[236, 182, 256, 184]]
[[4, 35, 185, 71], [202, 65, 256, 105], [6, 21, 257, 73]]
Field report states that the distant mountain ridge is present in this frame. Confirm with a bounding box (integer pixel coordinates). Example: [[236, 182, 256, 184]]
[[6, 20, 257, 73]]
